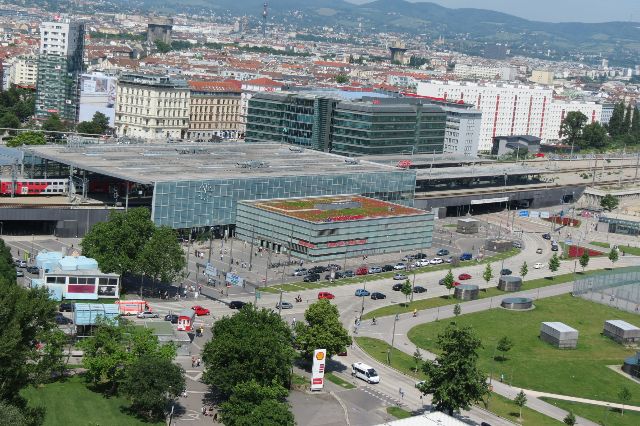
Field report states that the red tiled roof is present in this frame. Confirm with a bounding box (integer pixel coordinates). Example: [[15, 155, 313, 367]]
[[188, 80, 242, 92], [244, 78, 284, 87]]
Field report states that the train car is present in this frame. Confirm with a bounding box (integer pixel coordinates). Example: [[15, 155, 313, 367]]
[[0, 179, 68, 195]]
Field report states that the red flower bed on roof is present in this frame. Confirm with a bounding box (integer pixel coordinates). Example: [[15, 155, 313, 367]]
[[544, 216, 581, 227], [566, 245, 604, 258]]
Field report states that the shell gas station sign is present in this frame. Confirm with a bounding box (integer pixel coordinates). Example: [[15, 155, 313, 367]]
[[310, 349, 327, 391]]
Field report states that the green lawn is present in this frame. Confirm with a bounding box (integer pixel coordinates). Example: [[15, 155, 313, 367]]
[[386, 406, 412, 419], [363, 269, 597, 320], [325, 372, 356, 389], [22, 375, 161, 426], [408, 294, 640, 405], [541, 398, 640, 426], [355, 337, 425, 380], [262, 249, 521, 294], [484, 393, 562, 425], [589, 242, 640, 256], [590, 241, 611, 248]]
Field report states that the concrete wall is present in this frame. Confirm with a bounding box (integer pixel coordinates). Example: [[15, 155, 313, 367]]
[[0, 207, 115, 237]]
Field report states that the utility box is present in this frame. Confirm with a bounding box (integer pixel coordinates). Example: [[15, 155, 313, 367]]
[[498, 276, 522, 292], [540, 322, 578, 349], [454, 284, 479, 301], [604, 320, 640, 344]]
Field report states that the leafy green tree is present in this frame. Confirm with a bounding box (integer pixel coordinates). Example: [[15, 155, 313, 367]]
[[77, 112, 110, 135], [138, 226, 186, 284], [618, 386, 631, 416], [520, 261, 528, 279], [560, 111, 587, 148], [563, 411, 576, 426], [495, 336, 513, 361], [294, 299, 351, 361], [600, 194, 619, 212], [155, 40, 171, 53], [42, 113, 66, 132], [220, 381, 294, 426], [609, 248, 619, 267], [608, 102, 625, 137], [418, 323, 489, 415], [581, 122, 608, 149], [579, 251, 590, 271], [400, 279, 412, 304], [0, 112, 20, 133], [413, 348, 423, 373], [0, 401, 43, 426], [483, 263, 493, 285], [121, 355, 185, 421], [453, 303, 461, 317], [6, 131, 45, 147], [623, 104, 633, 134], [32, 328, 69, 382], [514, 390, 527, 420], [549, 253, 560, 273], [443, 269, 455, 298], [76, 121, 100, 135], [631, 107, 640, 135], [81, 208, 156, 278], [202, 305, 295, 398], [335, 74, 349, 84]]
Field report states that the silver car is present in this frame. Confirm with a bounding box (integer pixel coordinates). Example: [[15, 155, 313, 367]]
[[276, 301, 293, 309], [136, 311, 158, 319]]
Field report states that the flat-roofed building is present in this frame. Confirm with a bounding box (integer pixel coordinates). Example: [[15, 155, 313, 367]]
[[187, 80, 242, 140]]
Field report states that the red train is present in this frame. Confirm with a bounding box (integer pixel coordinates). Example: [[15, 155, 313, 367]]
[[0, 179, 68, 195]]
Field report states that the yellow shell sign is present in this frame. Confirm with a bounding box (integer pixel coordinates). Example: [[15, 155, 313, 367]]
[[315, 351, 325, 361]]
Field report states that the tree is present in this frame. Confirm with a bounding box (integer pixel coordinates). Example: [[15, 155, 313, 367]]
[[600, 194, 619, 212], [618, 386, 631, 416], [42, 113, 66, 133], [6, 131, 45, 147], [400, 279, 412, 304], [520, 261, 528, 279], [453, 303, 461, 317], [483, 263, 493, 285], [202, 305, 295, 398], [623, 104, 633, 134], [0, 112, 20, 133], [514, 390, 527, 420], [560, 111, 587, 149], [294, 299, 351, 361], [154, 40, 171, 53], [579, 251, 590, 271], [413, 348, 423, 373], [608, 102, 625, 137], [563, 412, 576, 426], [77, 112, 110, 135], [549, 253, 560, 273], [335, 74, 349, 84], [631, 107, 640, 135], [495, 336, 513, 361], [121, 355, 185, 421], [443, 269, 455, 298], [81, 208, 156, 278], [581, 122, 608, 149], [419, 323, 489, 415], [138, 226, 186, 284], [609, 248, 619, 267], [220, 381, 294, 426]]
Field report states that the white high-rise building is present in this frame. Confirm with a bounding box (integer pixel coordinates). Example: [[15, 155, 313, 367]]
[[9, 55, 38, 88], [543, 100, 602, 142], [453, 64, 517, 81]]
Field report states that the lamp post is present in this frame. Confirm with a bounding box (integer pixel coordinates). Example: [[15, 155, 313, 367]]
[[387, 313, 399, 365]]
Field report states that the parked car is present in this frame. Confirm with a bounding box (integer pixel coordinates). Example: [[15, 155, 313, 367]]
[[381, 265, 394, 272], [318, 292, 335, 300], [55, 313, 73, 325], [413, 286, 427, 293], [59, 303, 74, 312], [276, 301, 293, 310], [292, 268, 307, 276], [164, 314, 179, 323], [459, 253, 473, 261], [542, 233, 551, 240], [392, 283, 403, 291], [368, 266, 382, 274], [304, 273, 321, 282], [229, 301, 246, 309], [430, 257, 443, 265], [16, 269, 24, 277], [500, 268, 512, 276], [137, 311, 158, 319], [394, 262, 406, 270], [536, 248, 543, 254], [445, 257, 454, 263], [436, 249, 450, 256], [355, 267, 368, 276], [439, 278, 460, 287], [26, 265, 39, 274], [393, 273, 408, 280], [534, 262, 544, 269], [325, 272, 344, 280], [414, 253, 428, 259], [512, 241, 522, 248], [343, 270, 355, 278], [192, 305, 210, 316], [308, 266, 327, 274], [402, 254, 416, 261], [355, 289, 370, 297], [327, 264, 342, 271], [551, 244, 559, 252], [371, 292, 386, 300], [458, 273, 472, 280], [415, 259, 430, 267], [15, 260, 27, 268]]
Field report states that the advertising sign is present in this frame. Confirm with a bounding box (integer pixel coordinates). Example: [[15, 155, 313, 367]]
[[518, 210, 529, 217], [529, 211, 540, 218], [204, 263, 217, 277], [310, 349, 327, 391], [540, 211, 550, 219], [78, 73, 116, 126], [225, 272, 244, 287]]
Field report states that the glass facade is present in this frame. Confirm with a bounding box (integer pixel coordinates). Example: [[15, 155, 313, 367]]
[[599, 216, 640, 236], [152, 171, 416, 229]]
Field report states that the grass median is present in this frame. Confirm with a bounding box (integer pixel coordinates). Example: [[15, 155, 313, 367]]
[[540, 397, 640, 426], [325, 372, 356, 389], [262, 248, 521, 294], [590, 241, 640, 257], [484, 393, 562, 425], [355, 336, 425, 380], [386, 406, 412, 419], [363, 268, 609, 320]]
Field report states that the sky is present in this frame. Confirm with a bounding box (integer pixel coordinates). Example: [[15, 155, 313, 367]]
[[347, 0, 640, 23]]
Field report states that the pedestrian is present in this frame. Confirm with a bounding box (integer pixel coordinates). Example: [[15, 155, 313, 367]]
[[202, 405, 207, 416], [198, 357, 202, 367], [220, 254, 224, 261], [192, 356, 196, 368], [213, 413, 218, 422], [182, 389, 187, 398]]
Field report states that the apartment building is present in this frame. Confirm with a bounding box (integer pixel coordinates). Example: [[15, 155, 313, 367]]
[[9, 55, 38, 88], [543, 100, 602, 141], [438, 102, 482, 157], [35, 19, 85, 122], [115, 74, 189, 140], [453, 64, 517, 81], [187, 81, 242, 140]]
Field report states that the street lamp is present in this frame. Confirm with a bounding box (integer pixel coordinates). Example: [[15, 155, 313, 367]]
[[387, 313, 400, 364]]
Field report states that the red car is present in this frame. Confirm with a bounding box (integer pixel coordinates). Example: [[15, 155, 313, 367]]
[[191, 305, 210, 316], [318, 292, 335, 300], [458, 273, 472, 280], [453, 281, 461, 287], [355, 267, 368, 276]]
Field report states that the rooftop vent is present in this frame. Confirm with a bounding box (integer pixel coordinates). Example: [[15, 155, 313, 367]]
[[344, 158, 360, 165], [236, 161, 269, 169]]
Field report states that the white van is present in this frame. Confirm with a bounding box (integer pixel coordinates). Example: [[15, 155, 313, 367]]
[[351, 362, 380, 384]]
